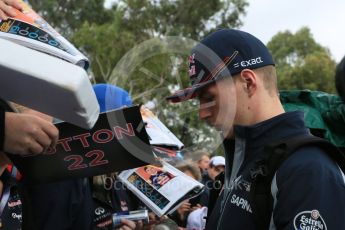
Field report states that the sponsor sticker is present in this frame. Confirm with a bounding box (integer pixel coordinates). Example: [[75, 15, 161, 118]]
[[7, 200, 22, 208], [94, 207, 105, 216], [293, 210, 327, 230]]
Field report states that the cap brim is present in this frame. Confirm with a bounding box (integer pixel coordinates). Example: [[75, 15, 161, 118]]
[[166, 80, 215, 103]]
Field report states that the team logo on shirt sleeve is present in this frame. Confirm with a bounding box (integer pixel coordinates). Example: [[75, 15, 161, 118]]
[[293, 210, 327, 230]]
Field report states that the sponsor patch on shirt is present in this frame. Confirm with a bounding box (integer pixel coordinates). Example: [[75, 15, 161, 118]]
[[230, 194, 252, 213], [293, 210, 327, 230]]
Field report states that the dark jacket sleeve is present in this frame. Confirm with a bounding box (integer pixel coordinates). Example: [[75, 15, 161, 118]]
[[272, 146, 345, 230], [0, 98, 15, 151], [0, 108, 5, 151]]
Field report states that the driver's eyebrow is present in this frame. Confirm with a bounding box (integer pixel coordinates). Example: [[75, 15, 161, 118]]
[[197, 90, 214, 101]]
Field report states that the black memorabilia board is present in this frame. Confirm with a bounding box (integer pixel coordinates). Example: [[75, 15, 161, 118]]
[[8, 106, 156, 184]]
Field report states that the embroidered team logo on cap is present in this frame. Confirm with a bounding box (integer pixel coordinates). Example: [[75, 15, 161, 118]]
[[293, 210, 327, 230], [188, 53, 196, 77], [188, 50, 239, 86]]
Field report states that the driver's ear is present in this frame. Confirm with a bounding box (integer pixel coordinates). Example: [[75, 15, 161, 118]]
[[239, 69, 257, 97]]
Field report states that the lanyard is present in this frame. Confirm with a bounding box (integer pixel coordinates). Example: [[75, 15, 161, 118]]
[[10, 167, 17, 179], [0, 166, 17, 217], [0, 186, 10, 217]]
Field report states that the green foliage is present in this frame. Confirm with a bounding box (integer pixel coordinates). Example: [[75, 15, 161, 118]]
[[29, 0, 113, 38], [72, 10, 139, 82], [119, 0, 248, 40], [267, 27, 336, 93]]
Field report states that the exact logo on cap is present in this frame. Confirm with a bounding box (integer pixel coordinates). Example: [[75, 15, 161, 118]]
[[233, 56, 264, 68]]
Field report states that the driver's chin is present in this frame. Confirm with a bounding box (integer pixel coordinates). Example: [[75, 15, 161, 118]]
[[208, 121, 230, 135], [212, 120, 223, 129]]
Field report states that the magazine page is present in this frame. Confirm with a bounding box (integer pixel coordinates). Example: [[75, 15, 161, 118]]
[[118, 161, 204, 217], [0, 0, 89, 69], [151, 146, 183, 164], [140, 106, 184, 149]]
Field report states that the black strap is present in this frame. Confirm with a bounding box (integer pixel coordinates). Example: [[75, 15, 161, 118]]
[[0, 98, 14, 151], [206, 171, 224, 220], [265, 135, 345, 174], [251, 134, 345, 230]]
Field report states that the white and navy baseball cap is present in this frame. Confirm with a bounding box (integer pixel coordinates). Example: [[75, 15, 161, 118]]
[[186, 207, 208, 230], [210, 156, 225, 167], [166, 29, 275, 103]]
